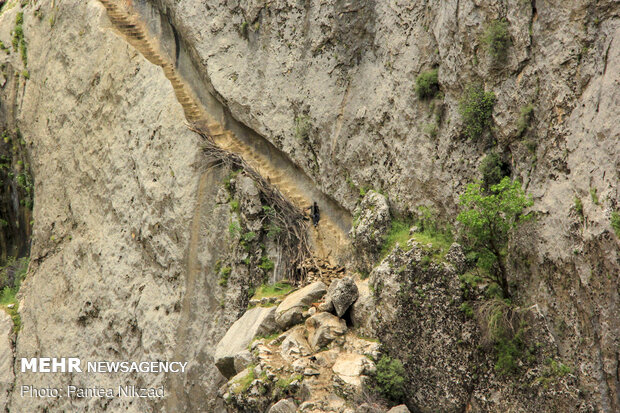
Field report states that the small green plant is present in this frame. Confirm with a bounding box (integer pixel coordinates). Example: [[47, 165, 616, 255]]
[[574, 197, 583, 218], [218, 266, 232, 287], [294, 115, 311, 141], [275, 373, 303, 390], [415, 68, 439, 99], [459, 84, 496, 140], [482, 19, 510, 64], [374, 355, 406, 402], [516, 104, 534, 137], [230, 199, 239, 212], [231, 366, 255, 394], [589, 187, 599, 205], [479, 152, 508, 191], [457, 177, 532, 297], [242, 231, 257, 243], [258, 256, 274, 272], [228, 221, 241, 237], [239, 21, 249, 39], [423, 122, 438, 139], [460, 302, 474, 318], [611, 210, 620, 237]]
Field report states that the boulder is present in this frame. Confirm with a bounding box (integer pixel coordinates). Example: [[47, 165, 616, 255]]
[[357, 403, 387, 413], [280, 326, 312, 360], [349, 278, 376, 336], [268, 399, 297, 413], [214, 306, 277, 378], [233, 350, 254, 373], [331, 353, 375, 388], [305, 312, 347, 350], [387, 405, 411, 413], [323, 276, 358, 317], [275, 281, 327, 329]]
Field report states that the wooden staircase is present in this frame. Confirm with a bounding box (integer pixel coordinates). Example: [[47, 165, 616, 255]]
[[98, 0, 349, 261]]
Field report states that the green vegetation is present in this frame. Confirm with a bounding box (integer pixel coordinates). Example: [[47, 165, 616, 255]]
[[258, 256, 275, 272], [589, 187, 599, 205], [482, 19, 510, 64], [374, 355, 406, 402], [459, 84, 496, 140], [276, 374, 303, 390], [294, 115, 311, 141], [0, 257, 28, 334], [242, 231, 257, 243], [12, 11, 27, 68], [478, 298, 534, 376], [415, 68, 439, 99], [228, 221, 241, 237], [380, 220, 411, 257], [218, 266, 232, 287], [479, 152, 508, 191], [230, 199, 239, 212], [611, 210, 620, 237], [533, 358, 571, 387], [251, 281, 292, 300], [231, 366, 255, 394], [516, 104, 534, 137], [423, 122, 438, 140], [457, 177, 532, 297], [574, 197, 583, 218]]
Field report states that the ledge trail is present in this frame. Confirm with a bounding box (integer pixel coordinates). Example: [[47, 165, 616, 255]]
[[98, 0, 350, 265]]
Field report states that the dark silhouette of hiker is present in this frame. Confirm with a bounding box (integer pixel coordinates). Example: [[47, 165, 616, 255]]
[[309, 202, 320, 227]]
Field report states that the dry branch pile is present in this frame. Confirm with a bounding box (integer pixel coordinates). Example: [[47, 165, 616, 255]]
[[191, 125, 312, 284]]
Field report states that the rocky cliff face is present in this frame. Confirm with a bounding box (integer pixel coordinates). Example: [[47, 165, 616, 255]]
[[0, 0, 618, 412]]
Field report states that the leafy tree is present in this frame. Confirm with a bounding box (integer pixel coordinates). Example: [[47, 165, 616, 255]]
[[457, 177, 532, 297]]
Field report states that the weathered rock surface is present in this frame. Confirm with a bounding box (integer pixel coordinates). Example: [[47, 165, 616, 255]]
[[349, 278, 376, 336], [0, 312, 14, 409], [305, 312, 347, 350], [331, 353, 375, 388], [350, 191, 391, 271], [275, 281, 327, 329], [387, 406, 411, 413], [322, 276, 359, 317], [268, 398, 297, 413], [215, 306, 277, 378]]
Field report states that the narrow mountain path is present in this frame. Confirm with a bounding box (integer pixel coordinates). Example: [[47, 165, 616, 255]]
[[97, 0, 350, 264]]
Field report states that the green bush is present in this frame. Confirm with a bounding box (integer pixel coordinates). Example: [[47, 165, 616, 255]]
[[482, 19, 510, 63], [218, 266, 232, 287], [459, 84, 496, 140], [479, 152, 509, 191], [611, 210, 620, 237], [258, 256, 274, 272], [415, 68, 439, 99], [374, 355, 406, 402]]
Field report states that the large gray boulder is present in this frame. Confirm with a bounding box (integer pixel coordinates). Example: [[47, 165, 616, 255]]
[[323, 276, 359, 317], [214, 306, 277, 378], [268, 399, 297, 413], [305, 312, 347, 350], [275, 281, 327, 329]]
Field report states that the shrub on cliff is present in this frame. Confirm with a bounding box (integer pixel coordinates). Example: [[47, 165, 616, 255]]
[[374, 355, 406, 402], [415, 68, 439, 99], [482, 19, 510, 64], [459, 84, 496, 140], [457, 177, 532, 297]]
